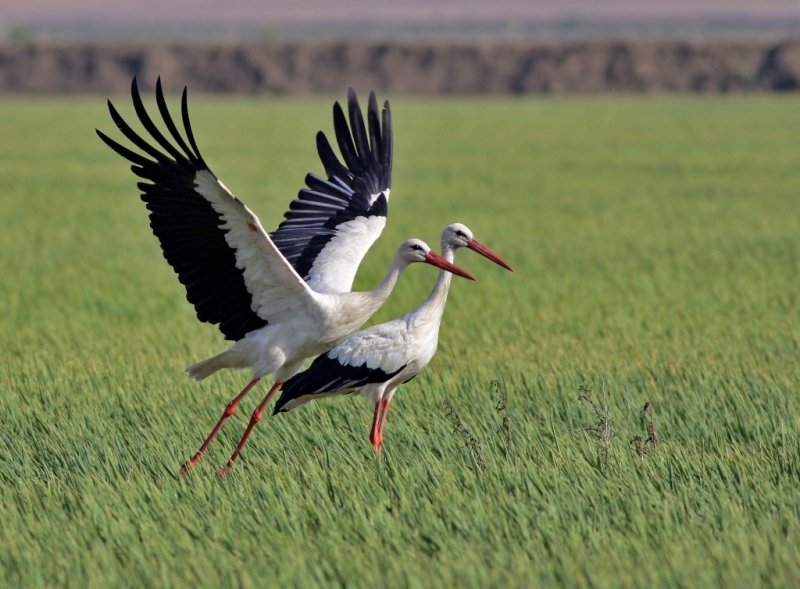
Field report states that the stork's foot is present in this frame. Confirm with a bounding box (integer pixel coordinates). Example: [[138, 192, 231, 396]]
[[179, 452, 205, 476]]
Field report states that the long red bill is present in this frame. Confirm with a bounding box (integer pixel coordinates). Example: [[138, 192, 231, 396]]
[[424, 252, 476, 281], [467, 239, 513, 271]]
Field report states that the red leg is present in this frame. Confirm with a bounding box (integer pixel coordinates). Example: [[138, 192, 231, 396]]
[[180, 377, 261, 475], [217, 380, 284, 475], [370, 400, 382, 450], [376, 399, 392, 450], [370, 399, 391, 452]]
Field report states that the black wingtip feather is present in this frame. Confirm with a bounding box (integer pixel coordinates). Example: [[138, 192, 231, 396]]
[[130, 76, 188, 164], [96, 128, 152, 168], [180, 86, 206, 168], [315, 131, 350, 180], [347, 90, 370, 162], [366, 91, 381, 164], [332, 101, 358, 170], [154, 78, 199, 166], [106, 97, 171, 164], [382, 100, 393, 175]]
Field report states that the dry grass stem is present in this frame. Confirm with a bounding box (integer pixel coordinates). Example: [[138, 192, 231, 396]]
[[443, 400, 486, 473]]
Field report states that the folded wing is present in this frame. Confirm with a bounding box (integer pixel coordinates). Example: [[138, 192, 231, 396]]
[[274, 321, 409, 413]]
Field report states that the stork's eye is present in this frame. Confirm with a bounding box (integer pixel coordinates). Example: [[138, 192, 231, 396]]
[[455, 230, 467, 238], [411, 244, 424, 251]]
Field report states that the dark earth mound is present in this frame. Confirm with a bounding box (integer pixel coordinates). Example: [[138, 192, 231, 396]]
[[1, 39, 799, 94]]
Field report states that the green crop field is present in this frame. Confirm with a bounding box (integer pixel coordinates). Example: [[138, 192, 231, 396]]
[[1, 93, 799, 588]]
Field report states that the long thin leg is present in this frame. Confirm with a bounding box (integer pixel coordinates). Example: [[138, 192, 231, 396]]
[[217, 380, 284, 475], [370, 399, 391, 452], [376, 399, 392, 450], [180, 377, 261, 475], [370, 400, 383, 450]]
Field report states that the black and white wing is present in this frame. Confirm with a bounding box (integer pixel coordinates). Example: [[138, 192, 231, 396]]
[[274, 320, 409, 413], [97, 78, 319, 341], [270, 88, 393, 294]]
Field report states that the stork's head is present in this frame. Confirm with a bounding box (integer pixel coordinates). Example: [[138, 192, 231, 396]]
[[396, 239, 475, 280], [441, 223, 513, 271]]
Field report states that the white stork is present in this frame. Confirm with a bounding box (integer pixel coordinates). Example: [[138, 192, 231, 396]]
[[267, 223, 513, 458], [97, 79, 476, 473]]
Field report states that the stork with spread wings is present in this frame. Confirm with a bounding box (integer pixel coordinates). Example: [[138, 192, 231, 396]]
[[97, 78, 475, 473]]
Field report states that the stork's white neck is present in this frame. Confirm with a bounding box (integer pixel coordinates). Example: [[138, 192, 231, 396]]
[[341, 251, 408, 327], [370, 253, 407, 303], [410, 242, 457, 327]]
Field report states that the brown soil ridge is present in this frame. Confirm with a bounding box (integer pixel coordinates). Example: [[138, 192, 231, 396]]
[[1, 39, 799, 94]]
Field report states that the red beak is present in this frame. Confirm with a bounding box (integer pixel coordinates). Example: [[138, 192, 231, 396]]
[[424, 252, 476, 281], [467, 239, 513, 271]]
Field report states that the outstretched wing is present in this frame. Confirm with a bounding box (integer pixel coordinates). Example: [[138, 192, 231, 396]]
[[97, 77, 318, 341], [270, 89, 393, 294], [274, 320, 408, 413]]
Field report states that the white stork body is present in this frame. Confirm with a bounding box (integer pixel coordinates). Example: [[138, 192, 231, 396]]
[[275, 223, 513, 451], [97, 79, 474, 473], [183, 228, 464, 384]]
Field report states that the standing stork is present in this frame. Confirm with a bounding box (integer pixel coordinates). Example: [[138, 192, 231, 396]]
[[270, 223, 513, 457], [96, 79, 475, 472]]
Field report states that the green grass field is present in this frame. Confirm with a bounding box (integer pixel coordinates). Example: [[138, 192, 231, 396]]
[[1, 93, 799, 588]]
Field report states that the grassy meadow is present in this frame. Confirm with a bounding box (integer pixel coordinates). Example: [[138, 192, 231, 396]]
[[1, 92, 799, 587]]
